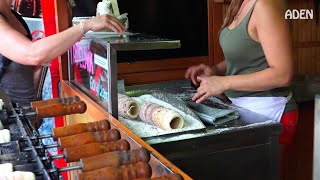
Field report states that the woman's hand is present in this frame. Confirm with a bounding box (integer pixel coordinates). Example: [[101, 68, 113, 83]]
[[84, 15, 125, 34], [184, 64, 216, 87], [192, 76, 229, 103]]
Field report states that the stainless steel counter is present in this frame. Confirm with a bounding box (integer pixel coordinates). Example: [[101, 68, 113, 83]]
[[125, 80, 281, 144], [89, 32, 181, 51]]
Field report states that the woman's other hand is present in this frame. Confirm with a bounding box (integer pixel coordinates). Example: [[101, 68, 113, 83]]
[[192, 76, 229, 104], [184, 64, 216, 87], [84, 15, 125, 34]]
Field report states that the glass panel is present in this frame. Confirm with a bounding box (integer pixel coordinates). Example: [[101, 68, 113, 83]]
[[70, 39, 110, 110]]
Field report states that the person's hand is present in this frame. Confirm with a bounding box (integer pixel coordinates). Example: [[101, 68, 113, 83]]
[[84, 14, 125, 34], [185, 64, 216, 87], [192, 76, 228, 103]]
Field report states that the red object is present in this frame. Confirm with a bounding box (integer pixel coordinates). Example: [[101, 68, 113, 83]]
[[279, 109, 299, 144], [41, 1, 67, 179]]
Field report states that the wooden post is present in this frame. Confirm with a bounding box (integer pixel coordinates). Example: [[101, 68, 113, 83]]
[[54, 0, 72, 81], [314, 95, 320, 180]]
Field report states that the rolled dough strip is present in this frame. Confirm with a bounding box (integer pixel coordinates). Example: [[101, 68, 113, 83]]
[[0, 171, 36, 180], [0, 129, 10, 143], [139, 102, 184, 130], [0, 120, 3, 130], [118, 94, 140, 119], [0, 163, 13, 174], [0, 99, 4, 110]]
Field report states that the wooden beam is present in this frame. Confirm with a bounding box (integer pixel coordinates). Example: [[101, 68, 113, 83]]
[[212, 2, 224, 64], [214, 0, 231, 3], [54, 0, 72, 81], [208, 0, 214, 65], [293, 41, 320, 48]]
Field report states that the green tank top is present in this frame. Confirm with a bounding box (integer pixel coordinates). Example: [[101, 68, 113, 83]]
[[219, 0, 297, 112]]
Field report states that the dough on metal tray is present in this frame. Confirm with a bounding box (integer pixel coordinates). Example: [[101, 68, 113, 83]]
[[139, 102, 184, 130]]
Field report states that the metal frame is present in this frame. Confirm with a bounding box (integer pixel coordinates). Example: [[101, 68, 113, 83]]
[[108, 44, 119, 119], [314, 95, 319, 180]]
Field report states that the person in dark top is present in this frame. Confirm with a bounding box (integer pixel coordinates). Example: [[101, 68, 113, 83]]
[[0, 0, 124, 105]]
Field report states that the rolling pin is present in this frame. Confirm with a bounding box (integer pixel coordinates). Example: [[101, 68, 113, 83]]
[[3, 101, 87, 124], [58, 129, 121, 149], [52, 120, 111, 140], [133, 173, 183, 180], [41, 140, 130, 162], [76, 162, 152, 180], [29, 96, 80, 110], [35, 101, 87, 118], [20, 120, 111, 142], [55, 148, 150, 173], [63, 140, 130, 162], [23, 129, 121, 151]]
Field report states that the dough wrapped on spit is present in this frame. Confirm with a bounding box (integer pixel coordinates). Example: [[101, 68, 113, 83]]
[[118, 94, 140, 119], [0, 129, 10, 143], [0, 171, 36, 180], [0, 120, 3, 130], [139, 103, 184, 130]]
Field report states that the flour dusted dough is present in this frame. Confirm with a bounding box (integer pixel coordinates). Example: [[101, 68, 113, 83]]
[[0, 120, 3, 130], [118, 94, 140, 119], [0, 129, 10, 143], [139, 103, 184, 130], [0, 163, 13, 174], [0, 171, 36, 180]]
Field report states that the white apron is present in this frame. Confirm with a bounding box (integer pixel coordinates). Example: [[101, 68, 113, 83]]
[[229, 92, 292, 122]]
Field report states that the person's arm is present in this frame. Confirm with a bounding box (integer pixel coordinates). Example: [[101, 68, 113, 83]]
[[0, 14, 124, 66], [193, 0, 293, 103], [212, 60, 227, 76]]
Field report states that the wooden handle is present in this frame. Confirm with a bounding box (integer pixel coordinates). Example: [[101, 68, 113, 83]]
[[134, 173, 183, 180], [31, 96, 80, 110], [76, 162, 152, 180], [64, 140, 130, 162], [52, 120, 110, 140], [36, 101, 87, 118], [80, 148, 150, 172], [58, 129, 120, 149]]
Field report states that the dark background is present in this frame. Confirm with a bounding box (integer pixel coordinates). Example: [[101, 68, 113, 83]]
[[72, 0, 209, 62]]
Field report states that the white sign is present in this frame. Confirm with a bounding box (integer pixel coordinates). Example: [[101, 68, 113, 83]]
[[94, 54, 109, 71], [285, 9, 314, 20]]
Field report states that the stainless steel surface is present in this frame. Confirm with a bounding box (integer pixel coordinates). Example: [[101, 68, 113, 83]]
[[151, 92, 200, 121], [109, 45, 119, 119], [58, 165, 82, 172], [314, 95, 320, 180], [90, 33, 181, 51], [125, 80, 281, 144], [0, 152, 30, 165], [0, 141, 20, 154]]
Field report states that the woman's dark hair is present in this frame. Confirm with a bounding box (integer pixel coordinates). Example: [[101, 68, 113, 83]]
[[220, 0, 244, 32]]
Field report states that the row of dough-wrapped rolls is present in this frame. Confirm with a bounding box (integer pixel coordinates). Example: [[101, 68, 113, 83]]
[[118, 94, 184, 130]]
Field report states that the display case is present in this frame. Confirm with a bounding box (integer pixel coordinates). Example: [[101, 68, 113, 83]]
[[62, 32, 283, 179], [51, 0, 283, 179]]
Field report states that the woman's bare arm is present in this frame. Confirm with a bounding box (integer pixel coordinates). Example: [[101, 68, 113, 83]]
[[0, 14, 124, 66]]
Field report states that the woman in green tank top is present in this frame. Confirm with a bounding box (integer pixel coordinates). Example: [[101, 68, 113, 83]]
[[185, 0, 298, 145]]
